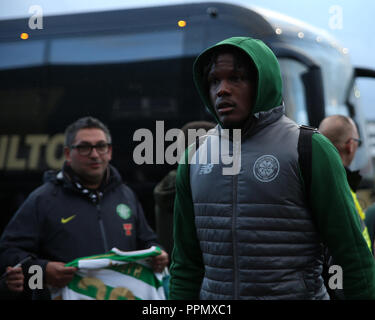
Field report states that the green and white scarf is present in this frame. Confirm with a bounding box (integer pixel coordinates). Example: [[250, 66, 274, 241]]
[[51, 246, 168, 300]]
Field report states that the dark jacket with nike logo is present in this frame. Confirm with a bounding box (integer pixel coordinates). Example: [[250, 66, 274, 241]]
[[0, 163, 160, 298]]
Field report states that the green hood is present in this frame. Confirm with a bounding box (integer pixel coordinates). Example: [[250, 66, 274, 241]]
[[193, 37, 283, 126]]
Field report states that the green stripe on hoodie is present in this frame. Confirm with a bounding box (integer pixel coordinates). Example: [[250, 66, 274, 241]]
[[310, 133, 375, 299]]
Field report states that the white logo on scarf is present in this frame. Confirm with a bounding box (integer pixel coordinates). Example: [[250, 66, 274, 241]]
[[253, 155, 280, 182]]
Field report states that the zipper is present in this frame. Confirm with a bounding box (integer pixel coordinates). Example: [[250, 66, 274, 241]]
[[232, 173, 239, 299], [96, 203, 109, 252]]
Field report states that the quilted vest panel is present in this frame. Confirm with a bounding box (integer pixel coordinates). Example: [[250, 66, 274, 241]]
[[190, 112, 328, 300]]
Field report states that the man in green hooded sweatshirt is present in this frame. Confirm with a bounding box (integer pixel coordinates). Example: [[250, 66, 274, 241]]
[[169, 37, 375, 300]]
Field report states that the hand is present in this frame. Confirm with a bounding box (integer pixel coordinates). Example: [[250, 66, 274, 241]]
[[151, 250, 169, 273], [46, 262, 77, 288], [5, 266, 24, 292]]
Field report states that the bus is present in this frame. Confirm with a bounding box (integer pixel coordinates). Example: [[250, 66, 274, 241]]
[[1, 1, 374, 233]]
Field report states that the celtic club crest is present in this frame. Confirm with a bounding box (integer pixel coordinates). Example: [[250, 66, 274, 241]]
[[253, 155, 280, 182]]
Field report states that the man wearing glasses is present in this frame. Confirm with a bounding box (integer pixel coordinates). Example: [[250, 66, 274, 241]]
[[0, 117, 168, 299]]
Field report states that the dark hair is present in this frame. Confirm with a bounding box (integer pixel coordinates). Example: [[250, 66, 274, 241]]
[[64, 116, 112, 147], [202, 45, 258, 95]]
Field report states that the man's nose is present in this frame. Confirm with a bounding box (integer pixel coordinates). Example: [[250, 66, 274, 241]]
[[89, 147, 100, 158], [217, 80, 231, 96]]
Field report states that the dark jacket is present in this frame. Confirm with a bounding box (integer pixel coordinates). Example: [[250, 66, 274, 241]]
[[0, 163, 159, 298], [153, 169, 177, 257]]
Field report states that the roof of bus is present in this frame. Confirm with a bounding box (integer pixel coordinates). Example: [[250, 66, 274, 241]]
[[249, 5, 346, 53], [0, 2, 273, 37], [0, 1, 348, 57]]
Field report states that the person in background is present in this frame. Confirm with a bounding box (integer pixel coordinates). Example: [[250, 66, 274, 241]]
[[154, 121, 215, 257], [0, 116, 168, 299]]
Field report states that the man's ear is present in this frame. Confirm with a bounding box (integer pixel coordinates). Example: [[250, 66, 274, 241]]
[[350, 140, 356, 153], [64, 146, 71, 163], [345, 140, 355, 155]]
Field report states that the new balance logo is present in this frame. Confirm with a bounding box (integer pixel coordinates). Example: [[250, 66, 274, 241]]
[[199, 164, 214, 175]]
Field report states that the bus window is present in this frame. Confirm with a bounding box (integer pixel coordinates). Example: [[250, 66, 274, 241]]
[[348, 82, 372, 173], [356, 78, 375, 119], [279, 58, 308, 125], [285, 38, 351, 118], [0, 40, 46, 70], [49, 30, 183, 65], [319, 46, 351, 117]]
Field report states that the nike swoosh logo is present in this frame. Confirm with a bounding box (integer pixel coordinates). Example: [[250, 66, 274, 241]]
[[61, 215, 76, 224]]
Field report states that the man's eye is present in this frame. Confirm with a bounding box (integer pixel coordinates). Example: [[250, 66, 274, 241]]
[[77, 145, 90, 151], [230, 76, 241, 82], [95, 144, 107, 150]]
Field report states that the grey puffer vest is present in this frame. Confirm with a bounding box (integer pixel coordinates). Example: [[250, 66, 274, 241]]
[[189, 106, 329, 300]]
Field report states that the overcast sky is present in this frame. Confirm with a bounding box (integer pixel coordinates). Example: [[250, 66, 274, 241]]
[[1, 0, 375, 117]]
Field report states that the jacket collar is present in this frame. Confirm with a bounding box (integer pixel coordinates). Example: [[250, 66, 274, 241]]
[[50, 162, 123, 203], [345, 167, 362, 192], [217, 104, 285, 141]]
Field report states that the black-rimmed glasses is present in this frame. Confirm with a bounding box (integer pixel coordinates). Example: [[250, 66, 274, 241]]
[[347, 137, 362, 147], [71, 143, 111, 156]]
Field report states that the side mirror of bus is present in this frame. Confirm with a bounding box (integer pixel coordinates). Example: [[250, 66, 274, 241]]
[[354, 67, 375, 79]]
